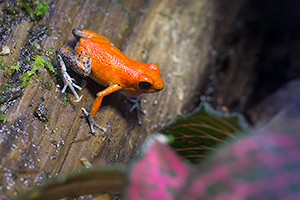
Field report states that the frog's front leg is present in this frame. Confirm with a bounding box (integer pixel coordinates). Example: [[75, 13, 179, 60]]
[[126, 97, 143, 125], [82, 84, 122, 134], [81, 108, 107, 134], [56, 45, 91, 101]]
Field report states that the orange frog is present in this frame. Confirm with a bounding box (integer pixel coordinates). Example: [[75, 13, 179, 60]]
[[56, 28, 164, 134]]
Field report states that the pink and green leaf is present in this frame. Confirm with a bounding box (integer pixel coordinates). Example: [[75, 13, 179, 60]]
[[123, 134, 193, 200], [178, 118, 300, 199], [125, 118, 300, 199], [160, 102, 249, 164]]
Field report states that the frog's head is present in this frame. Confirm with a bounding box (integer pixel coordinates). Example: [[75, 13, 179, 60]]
[[122, 63, 164, 97], [137, 63, 164, 93]]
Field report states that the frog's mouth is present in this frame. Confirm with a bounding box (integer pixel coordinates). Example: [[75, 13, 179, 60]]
[[156, 82, 164, 91], [121, 88, 142, 98]]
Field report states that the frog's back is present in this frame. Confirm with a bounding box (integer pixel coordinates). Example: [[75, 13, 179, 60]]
[[79, 38, 142, 87]]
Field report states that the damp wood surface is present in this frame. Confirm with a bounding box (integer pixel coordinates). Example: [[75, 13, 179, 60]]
[[0, 0, 248, 196]]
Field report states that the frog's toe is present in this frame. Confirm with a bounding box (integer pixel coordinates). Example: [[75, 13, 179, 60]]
[[62, 74, 82, 101], [62, 84, 68, 93], [70, 78, 82, 90], [73, 95, 83, 102], [126, 97, 143, 125], [72, 82, 82, 91], [81, 108, 107, 134], [66, 83, 80, 101]]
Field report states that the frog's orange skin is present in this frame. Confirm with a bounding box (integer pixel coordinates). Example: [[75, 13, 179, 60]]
[[56, 28, 164, 117]]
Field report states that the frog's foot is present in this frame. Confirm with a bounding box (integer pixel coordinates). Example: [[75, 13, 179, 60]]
[[81, 108, 107, 135], [126, 97, 143, 125], [57, 54, 83, 102]]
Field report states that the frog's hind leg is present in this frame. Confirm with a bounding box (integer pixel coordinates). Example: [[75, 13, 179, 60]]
[[57, 46, 92, 77], [56, 46, 92, 101], [72, 28, 110, 44]]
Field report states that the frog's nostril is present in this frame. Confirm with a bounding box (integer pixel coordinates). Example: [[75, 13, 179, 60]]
[[157, 85, 164, 91]]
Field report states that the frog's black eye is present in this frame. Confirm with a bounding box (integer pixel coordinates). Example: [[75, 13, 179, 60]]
[[138, 81, 152, 90]]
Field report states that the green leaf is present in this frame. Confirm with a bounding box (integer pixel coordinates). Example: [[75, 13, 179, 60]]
[[17, 166, 124, 200], [160, 102, 249, 164]]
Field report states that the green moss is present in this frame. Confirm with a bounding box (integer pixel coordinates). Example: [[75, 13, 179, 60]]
[[34, 55, 56, 75], [8, 6, 17, 15], [33, 1, 49, 16], [8, 64, 21, 72], [0, 1, 53, 125], [0, 112, 7, 123], [0, 58, 5, 70], [8, 54, 56, 89], [62, 93, 70, 108], [19, 73, 32, 88], [18, 58, 40, 88], [24, 1, 50, 19]]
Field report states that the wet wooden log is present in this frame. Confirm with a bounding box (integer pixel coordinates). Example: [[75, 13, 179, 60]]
[[0, 0, 247, 196]]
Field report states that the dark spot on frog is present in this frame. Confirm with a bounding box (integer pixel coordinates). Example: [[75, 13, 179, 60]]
[[33, 104, 50, 122]]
